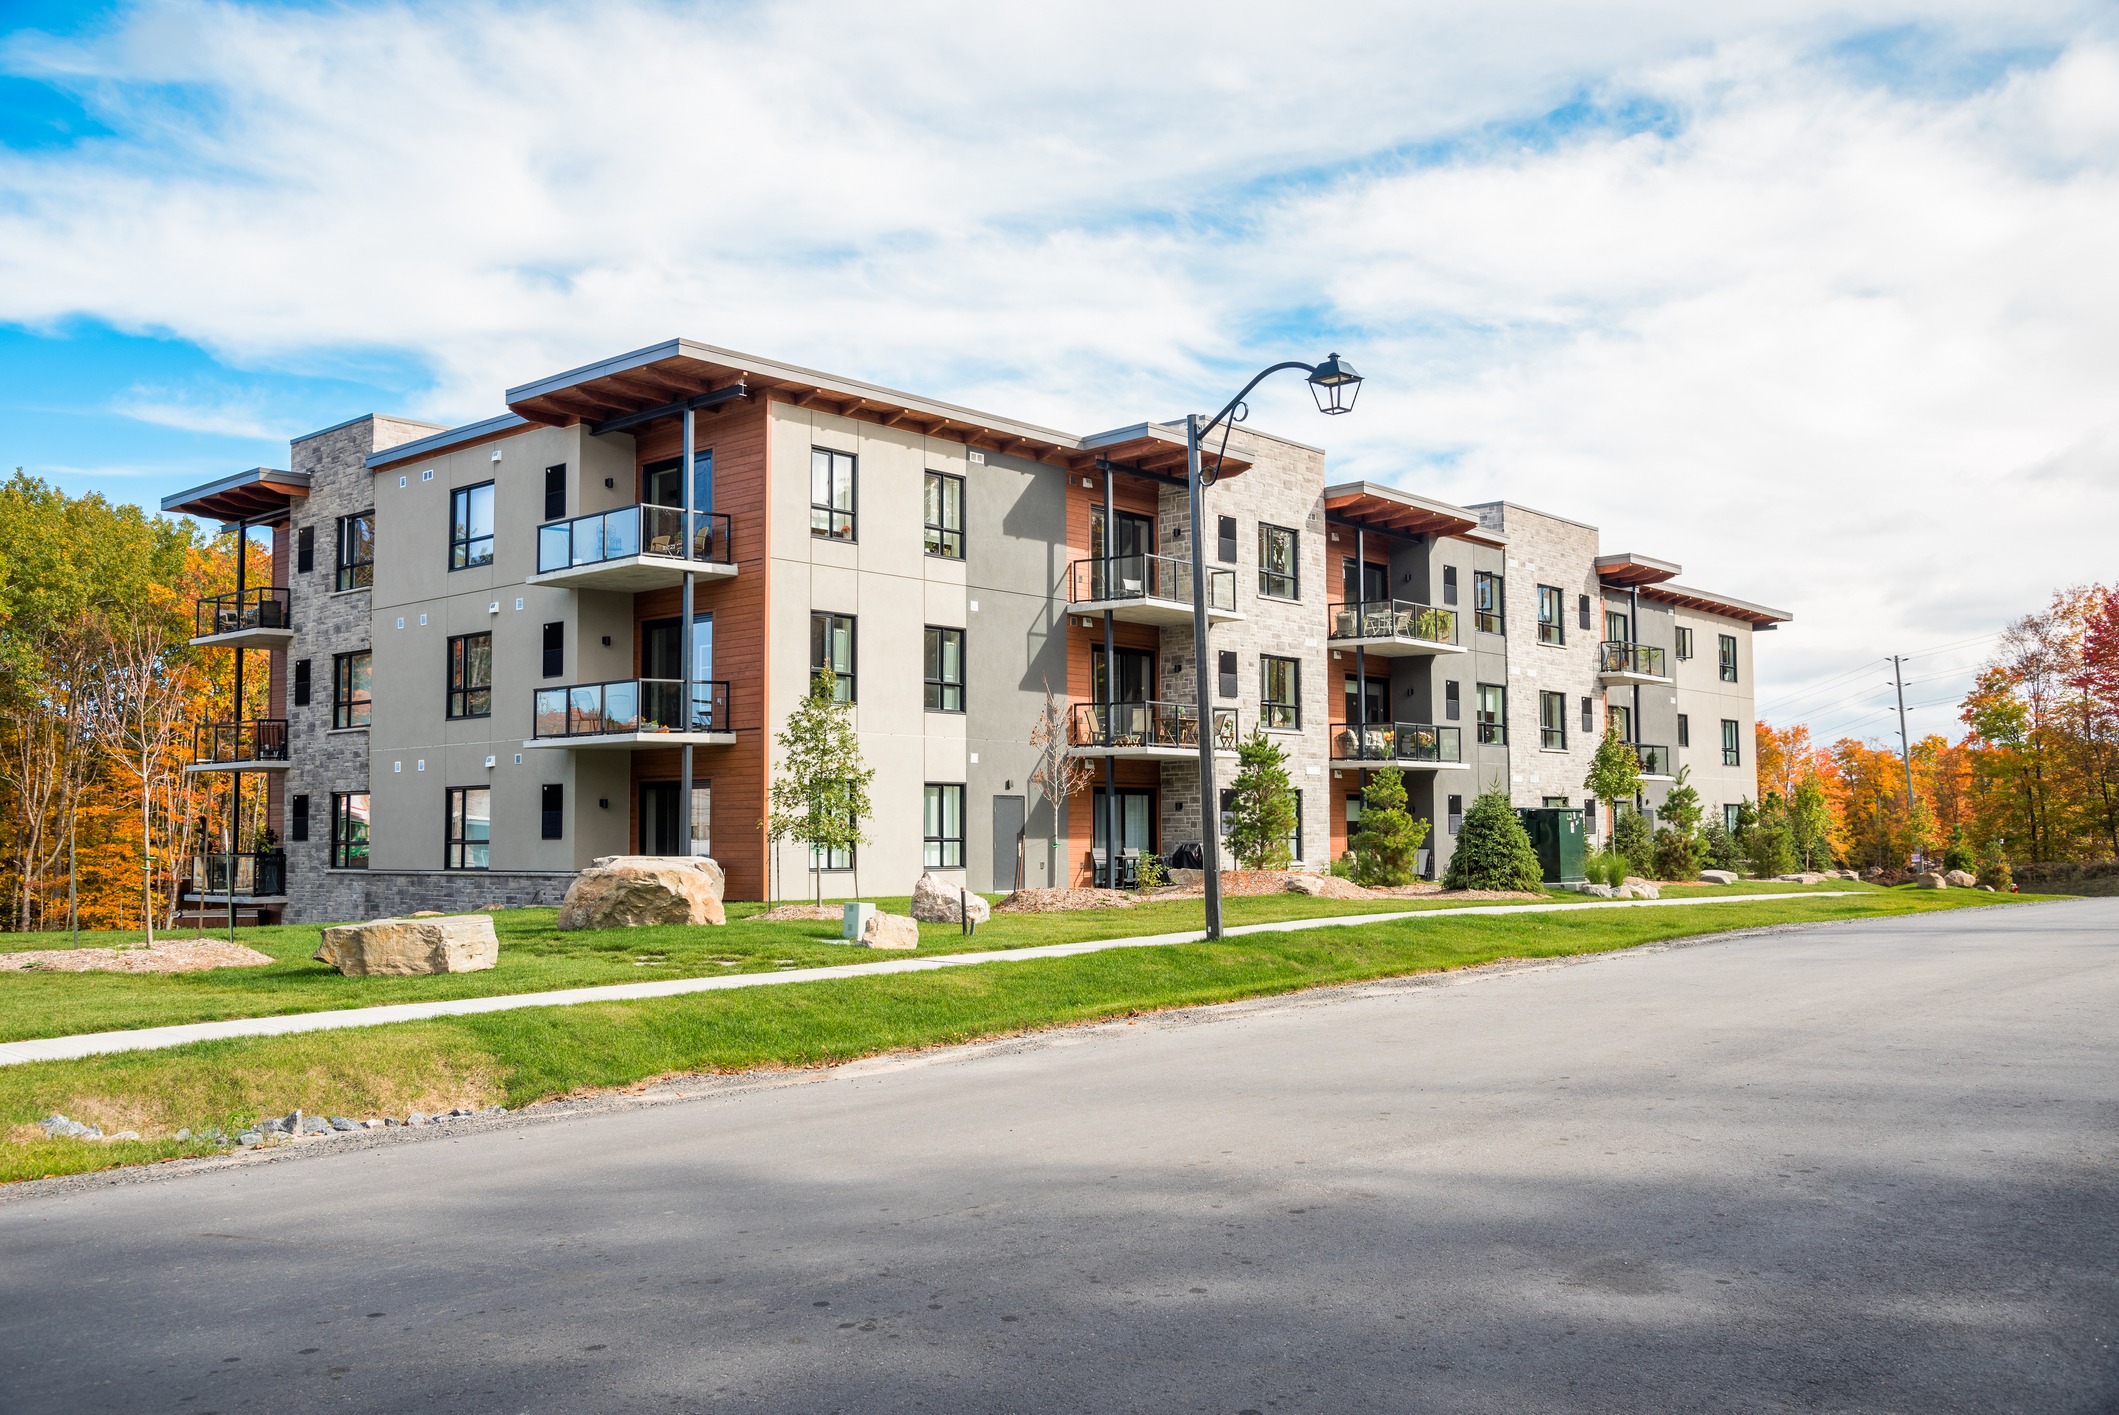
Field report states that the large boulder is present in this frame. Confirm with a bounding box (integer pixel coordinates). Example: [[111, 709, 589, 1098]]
[[910, 872, 991, 924], [556, 856, 725, 929], [1614, 882, 1662, 900], [1698, 869, 1739, 885], [862, 912, 920, 950], [1576, 883, 1616, 899], [316, 915, 498, 976], [1914, 871, 1948, 890], [1944, 869, 1979, 889]]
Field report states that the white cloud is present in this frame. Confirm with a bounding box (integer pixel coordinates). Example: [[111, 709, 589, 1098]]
[[1, 0, 2115, 743]]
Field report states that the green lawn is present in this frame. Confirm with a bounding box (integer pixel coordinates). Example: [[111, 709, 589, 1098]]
[[0, 886, 2037, 1184]]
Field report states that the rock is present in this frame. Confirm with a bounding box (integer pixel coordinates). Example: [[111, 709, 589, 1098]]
[[1577, 883, 1616, 899], [316, 915, 499, 975], [861, 912, 920, 950], [40, 1114, 97, 1139], [362, 1119, 385, 1129], [300, 1116, 333, 1136], [1979, 884, 1996, 892], [330, 1117, 356, 1131], [1168, 868, 1203, 888], [910, 872, 992, 924], [237, 1131, 262, 1147], [1698, 869, 1739, 885], [175, 1128, 191, 1142], [1777, 872, 1829, 885], [555, 856, 725, 929], [107, 1130, 140, 1142], [1914, 872, 1947, 890], [1944, 869, 1979, 888], [1611, 882, 1661, 900], [407, 1111, 428, 1126], [409, 910, 445, 918]]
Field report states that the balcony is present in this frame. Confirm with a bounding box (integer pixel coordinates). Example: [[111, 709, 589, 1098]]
[[1327, 599, 1463, 658], [189, 851, 288, 901], [1068, 700, 1239, 760], [1634, 743, 1676, 779], [190, 587, 294, 650], [1329, 722, 1468, 769], [526, 678, 736, 749], [188, 719, 290, 772], [1597, 641, 1671, 685], [528, 506, 736, 592], [1065, 554, 1242, 627]]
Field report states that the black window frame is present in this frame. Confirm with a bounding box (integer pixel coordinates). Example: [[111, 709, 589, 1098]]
[[1445, 680, 1461, 721], [1580, 695, 1594, 734], [335, 510, 374, 591], [1258, 524, 1300, 601], [1539, 690, 1567, 750], [1722, 718, 1742, 766], [447, 631, 493, 720], [1474, 571, 1504, 635], [1217, 650, 1238, 700], [810, 611, 856, 702], [445, 785, 492, 870], [290, 794, 310, 843], [296, 525, 315, 574], [1537, 585, 1565, 645], [330, 792, 370, 870], [541, 621, 564, 679], [332, 650, 372, 730], [810, 447, 857, 541], [1577, 593, 1591, 630], [292, 658, 312, 707], [924, 626, 966, 712], [544, 464, 567, 522], [1610, 703, 1633, 742], [923, 470, 965, 559], [1676, 626, 1694, 661], [1447, 794, 1464, 836], [1260, 654, 1301, 730], [541, 783, 564, 841], [1719, 634, 1739, 683], [1442, 565, 1459, 606], [1217, 515, 1238, 564], [1678, 713, 1691, 748], [923, 783, 966, 869], [1605, 608, 1632, 644], [1476, 682, 1507, 745], [449, 482, 495, 571]]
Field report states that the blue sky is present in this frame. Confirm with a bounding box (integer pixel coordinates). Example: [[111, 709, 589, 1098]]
[[3, 0, 2115, 744]]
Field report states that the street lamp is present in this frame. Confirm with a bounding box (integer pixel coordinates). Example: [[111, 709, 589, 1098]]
[[1185, 354, 1364, 939]]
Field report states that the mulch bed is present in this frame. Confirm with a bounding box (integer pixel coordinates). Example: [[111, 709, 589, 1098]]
[[992, 888, 1137, 913], [0, 939, 275, 974], [745, 904, 846, 923]]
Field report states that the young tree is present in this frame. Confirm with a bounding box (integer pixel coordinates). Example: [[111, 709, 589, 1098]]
[[1222, 728, 1298, 870], [1583, 724, 1643, 839], [762, 671, 875, 903], [1745, 795, 1797, 877], [1349, 768, 1430, 886], [101, 598, 196, 943], [1612, 807, 1654, 877], [1650, 766, 1704, 880], [1789, 776, 1835, 871], [1441, 789, 1545, 892], [1026, 677, 1092, 890]]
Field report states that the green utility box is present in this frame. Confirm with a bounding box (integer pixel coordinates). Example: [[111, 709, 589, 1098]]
[[1516, 807, 1587, 884]]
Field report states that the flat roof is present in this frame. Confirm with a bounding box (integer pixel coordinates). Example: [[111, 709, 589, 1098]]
[[161, 467, 310, 524]]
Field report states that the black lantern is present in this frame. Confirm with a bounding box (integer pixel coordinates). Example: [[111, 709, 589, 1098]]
[[1307, 353, 1362, 415]]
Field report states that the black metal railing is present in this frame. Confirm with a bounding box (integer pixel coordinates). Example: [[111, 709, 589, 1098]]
[[1598, 641, 1668, 678], [536, 506, 734, 575], [1069, 700, 1239, 752], [191, 851, 287, 897], [1068, 554, 1236, 613], [1327, 598, 1459, 647], [1634, 743, 1675, 776], [1330, 722, 1462, 764], [533, 679, 733, 739], [195, 587, 292, 639], [193, 719, 289, 765]]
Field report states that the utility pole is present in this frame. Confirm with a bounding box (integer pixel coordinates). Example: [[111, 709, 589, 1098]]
[[1891, 654, 1918, 867]]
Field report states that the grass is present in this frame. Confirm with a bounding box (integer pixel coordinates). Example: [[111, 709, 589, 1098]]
[[0, 885, 2040, 1184]]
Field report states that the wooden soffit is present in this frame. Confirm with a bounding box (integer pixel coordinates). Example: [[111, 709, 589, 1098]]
[[1639, 582, 1794, 629], [160, 468, 310, 525], [1594, 552, 1683, 588], [1322, 482, 1481, 540]]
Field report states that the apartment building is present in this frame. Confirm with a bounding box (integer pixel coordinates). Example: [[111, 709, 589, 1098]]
[[163, 339, 1790, 923]]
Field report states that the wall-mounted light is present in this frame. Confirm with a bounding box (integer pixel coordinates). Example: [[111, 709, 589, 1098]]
[[605, 477, 615, 489], [601, 635, 612, 646], [598, 798, 609, 809]]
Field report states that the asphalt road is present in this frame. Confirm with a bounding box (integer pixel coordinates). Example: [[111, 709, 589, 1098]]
[[4, 901, 2115, 1414]]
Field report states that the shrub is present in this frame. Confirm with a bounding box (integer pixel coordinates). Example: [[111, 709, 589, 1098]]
[[1349, 768, 1431, 887], [1652, 826, 1699, 881], [1701, 819, 1739, 872], [1134, 852, 1168, 890], [1943, 830, 1975, 875], [1223, 728, 1298, 870], [1746, 811, 1796, 877], [1612, 809, 1654, 877], [1582, 847, 1628, 886], [1328, 853, 1355, 880], [1977, 842, 2014, 892], [1442, 790, 1545, 892]]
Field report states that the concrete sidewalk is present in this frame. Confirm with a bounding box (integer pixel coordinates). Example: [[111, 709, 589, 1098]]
[[0, 891, 1861, 1067]]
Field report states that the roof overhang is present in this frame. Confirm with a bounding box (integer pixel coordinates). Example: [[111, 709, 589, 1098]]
[[160, 468, 310, 525], [1595, 552, 1683, 587], [1323, 481, 1481, 540], [1080, 422, 1250, 483], [1640, 582, 1793, 629], [366, 414, 531, 473]]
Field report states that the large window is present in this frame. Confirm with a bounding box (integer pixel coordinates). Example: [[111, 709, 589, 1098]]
[[1719, 634, 1739, 683], [923, 784, 965, 869], [1537, 585, 1565, 645], [811, 806, 854, 872], [924, 626, 965, 712], [1259, 524, 1300, 600], [1539, 690, 1567, 750], [811, 447, 856, 540], [1474, 571, 1504, 635], [923, 471, 964, 559], [1722, 718, 1742, 766], [445, 786, 491, 870], [447, 632, 492, 720], [330, 792, 370, 869], [336, 511, 374, 591], [450, 483, 495, 570], [1261, 655, 1301, 729], [332, 650, 371, 729], [1476, 683, 1507, 745], [810, 612, 855, 702]]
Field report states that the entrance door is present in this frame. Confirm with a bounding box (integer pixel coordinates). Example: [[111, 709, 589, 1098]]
[[640, 782, 679, 855], [991, 794, 1025, 892], [642, 451, 714, 513], [1342, 558, 1389, 605], [1088, 507, 1155, 598]]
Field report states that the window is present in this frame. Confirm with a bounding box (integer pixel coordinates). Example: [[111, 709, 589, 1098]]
[[330, 793, 369, 869], [450, 483, 495, 570], [541, 621, 564, 679], [1442, 565, 1459, 606], [1343, 558, 1388, 605], [1580, 695, 1593, 734], [541, 783, 563, 840], [1676, 626, 1694, 661], [335, 512, 374, 591], [1609, 703, 1632, 741], [447, 633, 492, 719], [1445, 680, 1461, 721], [445, 787, 491, 869], [1678, 714, 1691, 747], [1539, 691, 1567, 750], [1719, 634, 1739, 683], [924, 627, 965, 712], [1577, 594, 1591, 630], [1217, 515, 1237, 564], [810, 447, 856, 540], [1537, 585, 1565, 645], [290, 794, 310, 843], [1287, 790, 1304, 865], [1722, 719, 1742, 766], [1447, 794, 1464, 836], [1474, 572, 1504, 634], [543, 464, 566, 522], [810, 807, 855, 872], [1258, 524, 1300, 600], [923, 784, 965, 869], [1218, 650, 1238, 700], [1476, 683, 1506, 744], [293, 658, 311, 707], [811, 612, 855, 702], [1605, 609, 1631, 643], [1261, 655, 1300, 729], [924, 471, 964, 559], [1724, 804, 1743, 833], [1345, 794, 1363, 837], [296, 525, 314, 574], [690, 784, 712, 858], [332, 651, 371, 729]]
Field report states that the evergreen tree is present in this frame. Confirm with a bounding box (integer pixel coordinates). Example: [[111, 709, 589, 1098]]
[[1442, 789, 1545, 891], [1649, 765, 1704, 880], [1222, 728, 1298, 870], [1349, 768, 1430, 886], [1612, 808, 1654, 876], [762, 670, 876, 901], [1745, 794, 1796, 877], [1701, 818, 1739, 872]]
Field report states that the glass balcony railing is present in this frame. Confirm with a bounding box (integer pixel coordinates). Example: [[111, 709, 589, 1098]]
[[1634, 743, 1675, 776], [532, 679, 733, 739], [1068, 554, 1236, 613], [1327, 599, 1459, 646], [195, 587, 291, 639], [536, 506, 734, 575], [1068, 700, 1239, 752], [193, 719, 289, 765], [1598, 641, 1668, 678], [192, 851, 287, 897], [1330, 722, 1463, 764]]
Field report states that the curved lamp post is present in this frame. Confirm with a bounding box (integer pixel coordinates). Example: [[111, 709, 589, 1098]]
[[1186, 354, 1363, 939]]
